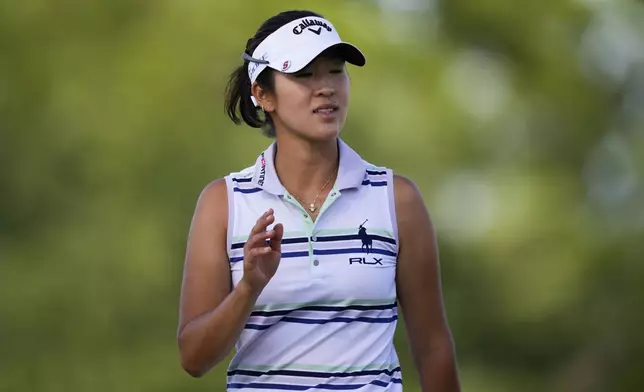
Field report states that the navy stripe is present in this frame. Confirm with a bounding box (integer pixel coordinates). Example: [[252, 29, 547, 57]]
[[246, 315, 398, 330], [227, 378, 402, 390], [228, 367, 401, 379], [313, 248, 397, 257], [251, 302, 397, 317], [234, 187, 263, 194], [230, 250, 309, 263], [373, 379, 403, 387], [366, 170, 386, 175], [232, 247, 396, 261], [361, 180, 387, 187], [232, 234, 395, 250], [234, 178, 386, 189], [280, 315, 398, 324], [227, 383, 307, 391], [232, 237, 309, 250]]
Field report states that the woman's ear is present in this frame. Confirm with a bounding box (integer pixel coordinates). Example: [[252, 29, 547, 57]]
[[251, 82, 274, 112]]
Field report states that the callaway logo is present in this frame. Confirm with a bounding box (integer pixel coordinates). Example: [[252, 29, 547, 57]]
[[257, 152, 266, 186], [292, 19, 332, 35]]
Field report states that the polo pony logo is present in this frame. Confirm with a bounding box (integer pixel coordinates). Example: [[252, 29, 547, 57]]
[[358, 219, 372, 254], [292, 19, 333, 35]]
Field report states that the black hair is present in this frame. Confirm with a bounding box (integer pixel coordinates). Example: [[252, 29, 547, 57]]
[[224, 10, 323, 138]]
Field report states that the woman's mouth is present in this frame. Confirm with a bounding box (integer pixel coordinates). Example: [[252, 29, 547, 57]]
[[313, 104, 339, 116]]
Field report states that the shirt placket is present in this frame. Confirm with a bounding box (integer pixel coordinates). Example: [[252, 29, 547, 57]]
[[283, 187, 341, 277]]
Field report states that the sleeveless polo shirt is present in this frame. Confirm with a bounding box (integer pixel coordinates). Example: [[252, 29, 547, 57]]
[[223, 138, 402, 391]]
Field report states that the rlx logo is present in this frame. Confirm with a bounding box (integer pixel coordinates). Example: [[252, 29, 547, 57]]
[[349, 257, 383, 265]]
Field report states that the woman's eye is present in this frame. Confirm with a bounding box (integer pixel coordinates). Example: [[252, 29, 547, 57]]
[[295, 72, 313, 78], [330, 69, 344, 74]]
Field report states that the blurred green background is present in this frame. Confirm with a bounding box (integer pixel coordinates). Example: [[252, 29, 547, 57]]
[[2, 0, 644, 391]]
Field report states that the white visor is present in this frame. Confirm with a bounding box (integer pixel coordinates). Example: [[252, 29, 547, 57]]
[[246, 16, 366, 106]]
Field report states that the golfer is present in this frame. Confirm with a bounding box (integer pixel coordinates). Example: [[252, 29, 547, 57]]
[[177, 9, 461, 392]]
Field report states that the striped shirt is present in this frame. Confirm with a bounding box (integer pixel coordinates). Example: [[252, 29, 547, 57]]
[[224, 138, 401, 391]]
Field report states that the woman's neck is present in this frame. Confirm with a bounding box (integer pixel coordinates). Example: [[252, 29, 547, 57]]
[[273, 136, 339, 202]]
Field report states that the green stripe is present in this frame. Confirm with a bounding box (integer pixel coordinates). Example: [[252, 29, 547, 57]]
[[252, 298, 396, 312], [229, 362, 400, 372], [315, 228, 395, 237]]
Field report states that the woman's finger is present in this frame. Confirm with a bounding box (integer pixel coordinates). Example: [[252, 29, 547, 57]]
[[248, 209, 274, 238], [246, 230, 275, 250]]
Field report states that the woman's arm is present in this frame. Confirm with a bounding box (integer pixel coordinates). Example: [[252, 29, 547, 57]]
[[176, 179, 276, 377], [393, 174, 461, 392]]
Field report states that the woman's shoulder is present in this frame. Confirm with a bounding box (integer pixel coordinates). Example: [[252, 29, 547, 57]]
[[194, 162, 259, 212], [194, 178, 228, 211], [391, 174, 421, 204]]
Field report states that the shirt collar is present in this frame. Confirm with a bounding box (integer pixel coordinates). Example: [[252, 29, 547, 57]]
[[251, 138, 366, 196]]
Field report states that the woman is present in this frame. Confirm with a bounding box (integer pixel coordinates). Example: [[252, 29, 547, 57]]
[[177, 10, 461, 392]]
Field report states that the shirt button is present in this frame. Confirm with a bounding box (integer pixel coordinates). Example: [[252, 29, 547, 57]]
[[313, 260, 320, 266], [311, 236, 317, 242]]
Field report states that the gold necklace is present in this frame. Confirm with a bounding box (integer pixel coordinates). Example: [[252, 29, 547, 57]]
[[290, 168, 337, 213]]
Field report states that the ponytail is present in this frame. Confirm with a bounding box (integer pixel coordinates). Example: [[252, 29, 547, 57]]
[[224, 56, 275, 137], [223, 10, 323, 138]]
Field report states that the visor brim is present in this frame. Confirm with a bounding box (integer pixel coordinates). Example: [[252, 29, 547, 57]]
[[270, 42, 366, 74]]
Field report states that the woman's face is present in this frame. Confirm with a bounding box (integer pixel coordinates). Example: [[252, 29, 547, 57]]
[[267, 55, 350, 142]]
